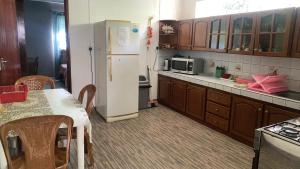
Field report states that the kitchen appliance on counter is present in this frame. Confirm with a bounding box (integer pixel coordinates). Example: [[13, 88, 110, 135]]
[[94, 20, 140, 122], [252, 118, 300, 169], [163, 59, 171, 71], [171, 57, 204, 75]]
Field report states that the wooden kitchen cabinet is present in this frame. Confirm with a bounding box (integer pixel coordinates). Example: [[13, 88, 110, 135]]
[[158, 75, 172, 106], [292, 7, 300, 57], [254, 8, 295, 57], [228, 13, 256, 55], [230, 96, 263, 144], [186, 84, 206, 120], [171, 79, 187, 113], [159, 20, 178, 49], [263, 105, 300, 126], [207, 15, 230, 52], [178, 20, 193, 50], [192, 18, 210, 50]]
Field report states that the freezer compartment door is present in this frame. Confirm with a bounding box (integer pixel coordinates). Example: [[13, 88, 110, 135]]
[[106, 20, 140, 55], [107, 55, 139, 117]]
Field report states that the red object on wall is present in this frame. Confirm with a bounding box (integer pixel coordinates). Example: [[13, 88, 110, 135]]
[[147, 26, 153, 49], [0, 85, 29, 103]]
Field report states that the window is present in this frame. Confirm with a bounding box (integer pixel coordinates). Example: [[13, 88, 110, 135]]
[[195, 0, 300, 18]]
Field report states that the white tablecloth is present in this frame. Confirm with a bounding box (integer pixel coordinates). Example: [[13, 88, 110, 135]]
[[0, 89, 91, 169]]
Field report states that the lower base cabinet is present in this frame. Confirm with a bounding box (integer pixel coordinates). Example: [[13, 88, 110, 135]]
[[206, 112, 229, 131], [158, 75, 300, 146], [186, 84, 206, 120], [158, 76, 171, 106], [230, 96, 263, 144], [171, 79, 187, 113], [263, 105, 300, 126]]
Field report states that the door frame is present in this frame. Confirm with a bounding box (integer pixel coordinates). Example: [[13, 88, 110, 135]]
[[64, 0, 72, 93]]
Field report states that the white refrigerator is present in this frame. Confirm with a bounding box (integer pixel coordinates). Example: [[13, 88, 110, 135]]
[[94, 20, 140, 122]]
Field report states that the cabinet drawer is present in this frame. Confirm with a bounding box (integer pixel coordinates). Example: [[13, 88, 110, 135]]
[[206, 101, 230, 119], [207, 89, 231, 106], [206, 112, 229, 131]]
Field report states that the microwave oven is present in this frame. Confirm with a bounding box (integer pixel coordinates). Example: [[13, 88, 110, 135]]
[[171, 58, 204, 75]]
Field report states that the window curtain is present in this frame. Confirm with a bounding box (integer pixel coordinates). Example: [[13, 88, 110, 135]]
[[52, 12, 66, 79]]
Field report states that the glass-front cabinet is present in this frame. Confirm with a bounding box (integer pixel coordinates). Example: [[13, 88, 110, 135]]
[[228, 13, 256, 55], [292, 7, 300, 57], [254, 8, 295, 57], [207, 15, 230, 52]]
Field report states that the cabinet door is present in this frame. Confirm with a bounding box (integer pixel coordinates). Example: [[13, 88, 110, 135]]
[[263, 105, 300, 126], [158, 75, 171, 106], [186, 84, 206, 120], [292, 8, 300, 57], [171, 79, 187, 113], [207, 15, 230, 52], [230, 96, 263, 144], [192, 18, 209, 50], [254, 8, 295, 57], [178, 20, 193, 50], [228, 14, 256, 55]]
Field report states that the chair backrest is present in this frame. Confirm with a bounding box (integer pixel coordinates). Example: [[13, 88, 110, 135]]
[[0, 115, 73, 169], [78, 84, 96, 117], [15, 75, 55, 90]]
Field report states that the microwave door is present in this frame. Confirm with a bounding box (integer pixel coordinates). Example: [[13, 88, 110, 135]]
[[172, 60, 188, 73]]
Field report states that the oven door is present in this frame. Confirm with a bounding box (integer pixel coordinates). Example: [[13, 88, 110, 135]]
[[258, 132, 300, 169], [171, 60, 188, 73]]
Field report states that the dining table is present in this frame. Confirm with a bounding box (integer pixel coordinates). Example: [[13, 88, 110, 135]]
[[0, 88, 92, 169]]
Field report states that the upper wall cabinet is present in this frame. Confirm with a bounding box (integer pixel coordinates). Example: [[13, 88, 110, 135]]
[[192, 18, 210, 50], [228, 13, 256, 55], [254, 8, 295, 57], [159, 20, 178, 49], [207, 15, 230, 53], [292, 8, 300, 57], [178, 20, 193, 50]]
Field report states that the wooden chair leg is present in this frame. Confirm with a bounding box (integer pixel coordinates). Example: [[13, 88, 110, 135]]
[[84, 132, 94, 168]]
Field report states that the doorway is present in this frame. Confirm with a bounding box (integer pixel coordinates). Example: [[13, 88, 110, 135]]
[[0, 0, 71, 92], [21, 0, 70, 90]]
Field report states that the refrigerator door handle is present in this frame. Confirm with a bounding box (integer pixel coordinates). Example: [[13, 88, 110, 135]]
[[108, 56, 112, 81], [108, 27, 112, 54]]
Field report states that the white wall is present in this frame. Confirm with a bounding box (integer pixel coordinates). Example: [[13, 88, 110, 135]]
[[69, 0, 186, 99], [178, 0, 196, 19], [68, 0, 163, 99]]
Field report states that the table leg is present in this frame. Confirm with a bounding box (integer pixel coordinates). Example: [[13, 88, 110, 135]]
[[77, 125, 84, 169], [0, 141, 7, 169]]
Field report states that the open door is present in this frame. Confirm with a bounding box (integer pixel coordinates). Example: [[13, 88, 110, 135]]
[[0, 0, 21, 85]]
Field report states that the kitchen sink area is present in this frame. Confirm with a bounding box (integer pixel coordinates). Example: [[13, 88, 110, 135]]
[[275, 91, 300, 101]]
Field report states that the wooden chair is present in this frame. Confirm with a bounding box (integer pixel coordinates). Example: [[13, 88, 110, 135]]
[[78, 84, 96, 117], [58, 84, 96, 168], [15, 75, 55, 90], [0, 115, 73, 169]]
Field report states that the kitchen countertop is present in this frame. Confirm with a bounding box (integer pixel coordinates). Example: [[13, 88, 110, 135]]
[[159, 71, 300, 110]]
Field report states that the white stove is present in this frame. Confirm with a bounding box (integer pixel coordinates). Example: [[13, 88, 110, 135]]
[[252, 117, 300, 169]]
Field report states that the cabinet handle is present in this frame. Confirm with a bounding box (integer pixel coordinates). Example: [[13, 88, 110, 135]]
[[254, 48, 258, 51], [215, 108, 219, 111], [258, 108, 262, 112], [265, 110, 268, 113]]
